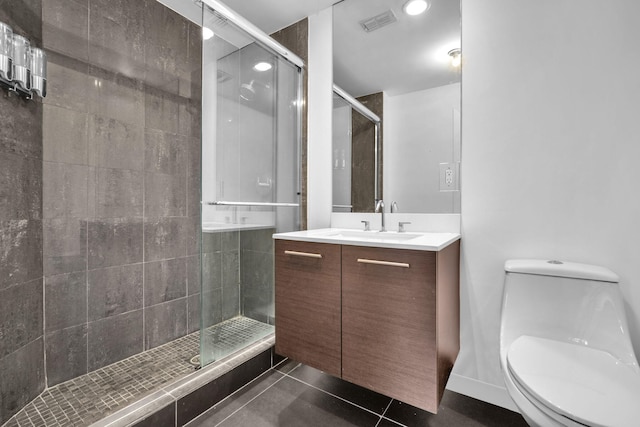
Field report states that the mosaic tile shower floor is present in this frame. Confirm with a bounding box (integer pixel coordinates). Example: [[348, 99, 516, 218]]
[[3, 317, 274, 427]]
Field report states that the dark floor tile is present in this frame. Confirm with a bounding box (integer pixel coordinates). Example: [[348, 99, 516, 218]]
[[213, 376, 379, 427], [288, 364, 392, 415], [376, 418, 404, 427], [271, 352, 288, 369], [273, 359, 300, 375], [188, 370, 284, 427], [383, 391, 528, 427], [177, 349, 271, 426]]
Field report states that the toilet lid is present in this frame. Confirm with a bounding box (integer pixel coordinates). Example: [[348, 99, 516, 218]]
[[507, 335, 640, 427]]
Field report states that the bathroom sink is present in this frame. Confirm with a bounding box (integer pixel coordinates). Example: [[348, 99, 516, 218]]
[[273, 228, 461, 251], [323, 230, 421, 241]]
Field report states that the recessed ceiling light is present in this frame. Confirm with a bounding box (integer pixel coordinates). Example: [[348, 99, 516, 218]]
[[253, 61, 272, 72], [202, 27, 213, 40], [403, 0, 429, 16]]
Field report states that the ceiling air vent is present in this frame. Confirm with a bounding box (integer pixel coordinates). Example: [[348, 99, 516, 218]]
[[359, 10, 397, 33]]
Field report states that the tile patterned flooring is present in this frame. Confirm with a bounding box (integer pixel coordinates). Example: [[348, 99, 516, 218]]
[[187, 361, 530, 427], [3, 317, 272, 427]]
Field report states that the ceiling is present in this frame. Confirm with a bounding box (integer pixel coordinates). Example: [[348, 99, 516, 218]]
[[158, 0, 461, 97], [334, 0, 460, 97]]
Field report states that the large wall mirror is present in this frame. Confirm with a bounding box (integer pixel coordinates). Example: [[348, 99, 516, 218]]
[[333, 0, 461, 213]]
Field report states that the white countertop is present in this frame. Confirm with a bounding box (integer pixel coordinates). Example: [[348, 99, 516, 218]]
[[272, 228, 460, 251]]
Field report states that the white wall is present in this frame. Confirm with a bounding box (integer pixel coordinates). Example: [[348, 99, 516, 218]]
[[385, 83, 461, 213], [458, 0, 640, 408], [307, 7, 334, 229]]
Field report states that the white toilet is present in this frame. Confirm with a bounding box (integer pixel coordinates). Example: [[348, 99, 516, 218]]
[[500, 259, 640, 427]]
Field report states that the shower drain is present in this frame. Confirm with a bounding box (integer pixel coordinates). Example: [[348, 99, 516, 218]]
[[189, 355, 201, 367]]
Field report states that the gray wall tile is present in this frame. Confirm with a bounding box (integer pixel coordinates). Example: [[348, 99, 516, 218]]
[[42, 51, 89, 112], [0, 337, 45, 423], [42, 0, 89, 60], [202, 252, 221, 293], [186, 255, 200, 296], [0, 4, 44, 423], [187, 293, 200, 334], [43, 218, 86, 276], [93, 167, 143, 218], [240, 251, 273, 288], [88, 114, 144, 170], [0, 153, 42, 221], [45, 272, 87, 332], [0, 279, 43, 358], [145, 86, 180, 134], [43, 104, 88, 164], [222, 251, 240, 289], [143, 217, 186, 262], [144, 298, 187, 350], [201, 289, 221, 329], [186, 136, 201, 217], [0, 219, 43, 290], [144, 130, 187, 175], [88, 219, 143, 269], [45, 325, 88, 386], [222, 285, 239, 321], [88, 66, 145, 125], [88, 0, 145, 78], [185, 215, 200, 256], [179, 99, 201, 137], [202, 232, 221, 254], [144, 258, 187, 307], [144, 172, 187, 217], [0, 91, 42, 160], [221, 231, 239, 252], [43, 162, 88, 219], [240, 228, 275, 254], [143, 0, 189, 96], [88, 263, 143, 321], [88, 309, 143, 371]]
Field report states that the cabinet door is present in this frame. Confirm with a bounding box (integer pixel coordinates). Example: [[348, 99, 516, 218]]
[[342, 245, 438, 412], [275, 240, 342, 377]]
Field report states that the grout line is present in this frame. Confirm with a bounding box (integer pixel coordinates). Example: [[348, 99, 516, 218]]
[[282, 371, 388, 419], [211, 370, 287, 427], [375, 399, 396, 427], [381, 399, 393, 418], [42, 276, 47, 390]]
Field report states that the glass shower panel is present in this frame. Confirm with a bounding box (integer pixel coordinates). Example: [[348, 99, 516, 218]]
[[332, 93, 352, 212], [200, 6, 301, 367]]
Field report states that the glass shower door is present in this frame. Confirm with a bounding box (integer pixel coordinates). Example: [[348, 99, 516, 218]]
[[200, 5, 301, 367]]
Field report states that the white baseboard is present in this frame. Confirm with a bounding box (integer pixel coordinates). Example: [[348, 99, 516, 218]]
[[445, 373, 520, 413]]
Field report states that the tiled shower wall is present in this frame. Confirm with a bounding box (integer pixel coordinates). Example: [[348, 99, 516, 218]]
[[40, 0, 202, 388], [352, 92, 383, 213], [201, 228, 275, 329], [0, 1, 45, 423]]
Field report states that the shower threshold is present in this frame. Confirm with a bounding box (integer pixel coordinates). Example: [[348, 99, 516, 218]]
[[2, 316, 274, 427]]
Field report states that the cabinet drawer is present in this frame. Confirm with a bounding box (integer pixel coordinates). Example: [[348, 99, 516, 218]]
[[275, 240, 342, 377]]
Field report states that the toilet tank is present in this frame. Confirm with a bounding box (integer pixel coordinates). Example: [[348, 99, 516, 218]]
[[500, 259, 637, 368]]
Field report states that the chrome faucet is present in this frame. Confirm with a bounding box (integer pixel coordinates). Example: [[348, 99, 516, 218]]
[[375, 199, 386, 232]]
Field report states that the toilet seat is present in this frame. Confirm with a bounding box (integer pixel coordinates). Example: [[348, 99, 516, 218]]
[[507, 335, 640, 427]]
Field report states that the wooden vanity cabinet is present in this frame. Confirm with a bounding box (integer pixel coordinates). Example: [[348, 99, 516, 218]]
[[274, 238, 460, 413], [274, 239, 342, 377], [342, 241, 460, 413]]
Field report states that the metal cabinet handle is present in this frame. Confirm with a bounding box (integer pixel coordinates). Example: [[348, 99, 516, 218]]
[[357, 258, 410, 268], [284, 250, 323, 259]]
